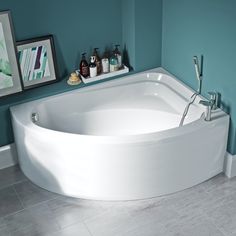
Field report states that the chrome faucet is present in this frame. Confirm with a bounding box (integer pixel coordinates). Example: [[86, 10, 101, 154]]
[[208, 91, 218, 110], [199, 91, 218, 121]]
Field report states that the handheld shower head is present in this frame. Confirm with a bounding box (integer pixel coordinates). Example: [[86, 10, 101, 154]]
[[193, 56, 198, 64], [193, 56, 202, 94], [193, 56, 201, 81]]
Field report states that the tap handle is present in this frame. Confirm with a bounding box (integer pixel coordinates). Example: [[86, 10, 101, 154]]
[[208, 91, 216, 99], [199, 100, 211, 107]]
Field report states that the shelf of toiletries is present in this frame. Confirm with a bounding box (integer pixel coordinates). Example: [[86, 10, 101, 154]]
[[79, 65, 129, 84], [77, 45, 129, 84]]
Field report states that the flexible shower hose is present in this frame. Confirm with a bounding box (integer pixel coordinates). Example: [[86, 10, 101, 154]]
[[179, 92, 199, 127]]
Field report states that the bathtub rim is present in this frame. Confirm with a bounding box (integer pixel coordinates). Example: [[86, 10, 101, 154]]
[[10, 67, 229, 144]]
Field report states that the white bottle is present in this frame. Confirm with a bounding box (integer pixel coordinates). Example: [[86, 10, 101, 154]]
[[102, 58, 109, 73], [89, 56, 97, 78]]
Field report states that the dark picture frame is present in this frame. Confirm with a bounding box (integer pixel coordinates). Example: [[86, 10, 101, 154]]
[[0, 11, 22, 98], [17, 35, 58, 89]]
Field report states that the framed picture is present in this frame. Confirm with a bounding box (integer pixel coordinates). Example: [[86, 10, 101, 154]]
[[17, 35, 58, 89], [0, 11, 22, 97]]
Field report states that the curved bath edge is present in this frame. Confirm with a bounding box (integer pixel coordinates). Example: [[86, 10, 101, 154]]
[[21, 165, 223, 201]]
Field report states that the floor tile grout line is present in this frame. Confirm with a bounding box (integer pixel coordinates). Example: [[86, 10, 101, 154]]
[[0, 179, 28, 191], [4, 203, 62, 236], [54, 220, 94, 236], [12, 178, 62, 208], [12, 185, 25, 210], [2, 208, 26, 220], [0, 217, 9, 233], [17, 194, 60, 211], [45, 209, 62, 234], [83, 221, 94, 236], [82, 204, 120, 224], [1, 191, 60, 220], [201, 207, 229, 236], [8, 224, 37, 235], [32, 220, 94, 236]]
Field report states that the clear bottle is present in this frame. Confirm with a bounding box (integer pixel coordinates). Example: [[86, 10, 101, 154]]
[[79, 53, 89, 78], [93, 48, 102, 75], [114, 45, 122, 68], [101, 50, 109, 73], [109, 51, 119, 72], [89, 56, 97, 78]]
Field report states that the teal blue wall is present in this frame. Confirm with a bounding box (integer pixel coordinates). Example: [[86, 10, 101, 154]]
[[162, 0, 236, 154], [122, 0, 162, 71], [0, 0, 122, 146], [122, 0, 135, 68], [0, 0, 163, 147], [1, 0, 122, 77], [134, 0, 162, 71]]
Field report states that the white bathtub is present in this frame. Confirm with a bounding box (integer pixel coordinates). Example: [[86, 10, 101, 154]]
[[10, 68, 229, 200]]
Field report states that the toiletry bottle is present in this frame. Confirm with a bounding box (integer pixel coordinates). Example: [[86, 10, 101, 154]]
[[93, 48, 102, 75], [101, 50, 109, 73], [79, 53, 89, 78], [89, 56, 97, 78], [114, 45, 122, 69], [109, 51, 119, 72]]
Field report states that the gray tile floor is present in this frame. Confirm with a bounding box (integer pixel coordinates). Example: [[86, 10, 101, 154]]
[[0, 166, 236, 236]]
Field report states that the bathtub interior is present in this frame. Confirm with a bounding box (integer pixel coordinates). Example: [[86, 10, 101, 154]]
[[34, 73, 204, 136]]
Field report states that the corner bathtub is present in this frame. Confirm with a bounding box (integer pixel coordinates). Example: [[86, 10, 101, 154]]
[[10, 68, 229, 200]]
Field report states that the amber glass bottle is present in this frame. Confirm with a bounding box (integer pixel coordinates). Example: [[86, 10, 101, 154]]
[[93, 48, 102, 75], [80, 53, 89, 78]]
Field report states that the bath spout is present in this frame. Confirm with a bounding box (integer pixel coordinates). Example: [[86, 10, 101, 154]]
[[199, 100, 212, 121], [199, 91, 219, 121]]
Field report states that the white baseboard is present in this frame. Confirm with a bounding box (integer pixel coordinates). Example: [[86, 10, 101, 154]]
[[0, 143, 18, 170], [224, 152, 236, 178]]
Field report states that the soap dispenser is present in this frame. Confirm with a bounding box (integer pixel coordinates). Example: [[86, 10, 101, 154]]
[[79, 53, 89, 78], [93, 48, 102, 75], [114, 45, 122, 68], [89, 56, 97, 78], [109, 51, 119, 72]]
